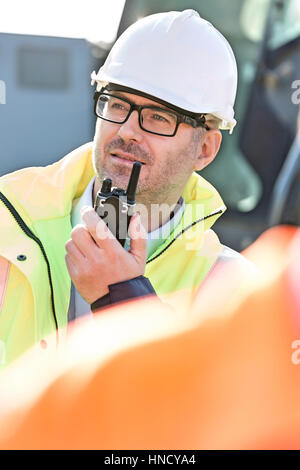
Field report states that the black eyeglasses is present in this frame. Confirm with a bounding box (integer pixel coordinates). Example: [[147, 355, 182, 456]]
[[93, 92, 209, 137]]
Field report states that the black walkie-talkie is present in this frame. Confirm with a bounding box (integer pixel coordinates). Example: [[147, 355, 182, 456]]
[[94, 162, 142, 247]]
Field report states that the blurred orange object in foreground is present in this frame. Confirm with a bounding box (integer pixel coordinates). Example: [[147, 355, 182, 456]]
[[0, 225, 299, 450]]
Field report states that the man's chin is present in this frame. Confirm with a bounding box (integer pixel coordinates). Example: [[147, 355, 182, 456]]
[[100, 169, 130, 191], [97, 158, 148, 193]]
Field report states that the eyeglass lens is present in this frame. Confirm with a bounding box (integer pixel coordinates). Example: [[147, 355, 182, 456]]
[[96, 94, 177, 136]]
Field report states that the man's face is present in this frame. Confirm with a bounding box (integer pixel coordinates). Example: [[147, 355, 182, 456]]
[[92, 90, 204, 205]]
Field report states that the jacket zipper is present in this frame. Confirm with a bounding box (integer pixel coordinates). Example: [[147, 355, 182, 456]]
[[146, 209, 223, 264], [0, 192, 59, 332]]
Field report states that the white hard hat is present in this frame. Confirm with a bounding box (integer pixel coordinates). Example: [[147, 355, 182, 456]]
[[91, 9, 238, 133]]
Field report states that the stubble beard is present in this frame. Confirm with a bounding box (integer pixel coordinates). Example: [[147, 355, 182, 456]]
[[93, 149, 185, 209], [92, 134, 198, 208]]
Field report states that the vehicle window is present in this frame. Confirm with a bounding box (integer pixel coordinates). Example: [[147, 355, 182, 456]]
[[269, 0, 300, 49], [195, 0, 269, 212], [141, 0, 267, 212]]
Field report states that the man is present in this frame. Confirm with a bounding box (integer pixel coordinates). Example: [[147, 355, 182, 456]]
[[0, 10, 252, 367]]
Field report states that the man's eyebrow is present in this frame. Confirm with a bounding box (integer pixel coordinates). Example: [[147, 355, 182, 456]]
[[110, 90, 128, 99], [111, 91, 174, 112], [108, 90, 136, 105]]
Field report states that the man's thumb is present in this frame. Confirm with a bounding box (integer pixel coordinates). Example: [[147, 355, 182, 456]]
[[128, 213, 147, 261]]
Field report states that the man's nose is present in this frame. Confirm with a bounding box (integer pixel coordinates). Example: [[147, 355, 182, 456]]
[[117, 110, 143, 143]]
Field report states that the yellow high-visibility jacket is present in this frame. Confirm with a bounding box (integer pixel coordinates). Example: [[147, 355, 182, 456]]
[[0, 142, 227, 367]]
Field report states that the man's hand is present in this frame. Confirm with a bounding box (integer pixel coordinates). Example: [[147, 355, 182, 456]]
[[65, 206, 147, 304]]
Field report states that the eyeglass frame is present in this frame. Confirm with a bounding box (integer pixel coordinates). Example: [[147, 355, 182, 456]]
[[93, 88, 210, 137]]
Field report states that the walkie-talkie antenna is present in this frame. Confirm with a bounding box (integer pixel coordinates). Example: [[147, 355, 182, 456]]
[[101, 178, 112, 194], [126, 162, 142, 203]]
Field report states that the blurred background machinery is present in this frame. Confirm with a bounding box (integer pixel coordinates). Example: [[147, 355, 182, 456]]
[[0, 0, 299, 251]]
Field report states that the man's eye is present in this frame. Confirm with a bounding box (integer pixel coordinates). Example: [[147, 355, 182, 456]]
[[110, 101, 127, 111], [151, 113, 169, 123]]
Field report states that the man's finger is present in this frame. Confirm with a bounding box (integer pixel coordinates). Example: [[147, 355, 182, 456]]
[[65, 238, 87, 263], [81, 206, 120, 250], [70, 224, 98, 259], [65, 253, 79, 278], [128, 213, 147, 263]]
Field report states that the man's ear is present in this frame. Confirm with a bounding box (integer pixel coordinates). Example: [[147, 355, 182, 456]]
[[194, 129, 222, 172]]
